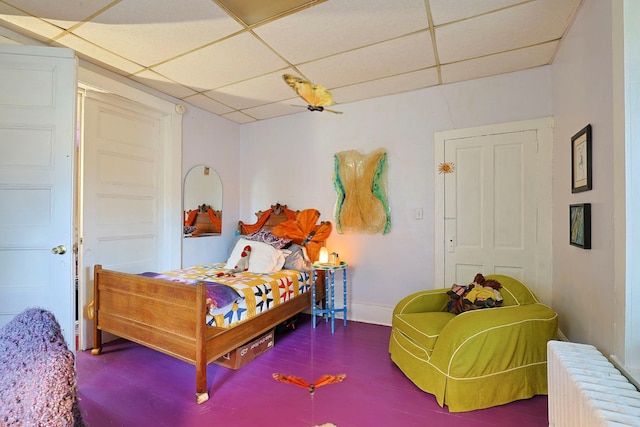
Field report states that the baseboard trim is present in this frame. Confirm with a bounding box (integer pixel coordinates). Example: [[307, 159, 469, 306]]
[[347, 302, 393, 326], [557, 329, 569, 341], [304, 302, 394, 326], [610, 355, 640, 390]]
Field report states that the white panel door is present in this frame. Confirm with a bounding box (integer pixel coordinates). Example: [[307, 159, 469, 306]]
[[442, 130, 538, 286], [0, 45, 77, 348], [79, 91, 168, 347]]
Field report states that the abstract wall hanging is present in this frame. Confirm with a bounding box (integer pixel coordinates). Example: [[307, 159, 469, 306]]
[[333, 148, 390, 234]]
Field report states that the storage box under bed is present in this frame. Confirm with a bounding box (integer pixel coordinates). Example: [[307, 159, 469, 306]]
[[215, 329, 275, 370]]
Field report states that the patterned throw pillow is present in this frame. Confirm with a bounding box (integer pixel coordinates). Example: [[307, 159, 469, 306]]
[[245, 229, 291, 249], [446, 281, 503, 314]]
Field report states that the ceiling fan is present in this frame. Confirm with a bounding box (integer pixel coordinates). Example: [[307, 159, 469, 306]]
[[283, 74, 343, 114]]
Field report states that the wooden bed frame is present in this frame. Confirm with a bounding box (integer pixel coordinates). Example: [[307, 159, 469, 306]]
[[91, 204, 325, 404]]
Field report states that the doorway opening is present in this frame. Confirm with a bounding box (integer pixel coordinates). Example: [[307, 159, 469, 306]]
[[73, 82, 182, 351]]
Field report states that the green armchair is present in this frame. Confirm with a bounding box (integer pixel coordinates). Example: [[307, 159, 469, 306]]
[[389, 275, 558, 412]]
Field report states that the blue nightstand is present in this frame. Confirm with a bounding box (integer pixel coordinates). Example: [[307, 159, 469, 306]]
[[312, 262, 348, 333]]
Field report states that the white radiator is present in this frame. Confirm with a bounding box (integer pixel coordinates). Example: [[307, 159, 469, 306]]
[[548, 341, 640, 426]]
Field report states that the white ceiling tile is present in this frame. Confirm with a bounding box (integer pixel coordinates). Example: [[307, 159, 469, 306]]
[[183, 93, 235, 115], [218, 0, 319, 26], [57, 33, 144, 75], [206, 69, 298, 110], [0, 3, 67, 41], [71, 0, 243, 67], [429, 0, 524, 25], [331, 68, 439, 104], [436, 0, 580, 64], [153, 32, 288, 91], [221, 111, 256, 124], [441, 41, 558, 84], [3, 0, 115, 29], [130, 70, 198, 100], [241, 99, 310, 120], [254, 0, 428, 64], [0, 0, 582, 122], [299, 31, 435, 89]]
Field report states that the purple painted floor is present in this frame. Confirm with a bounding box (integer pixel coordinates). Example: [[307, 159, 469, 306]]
[[76, 315, 548, 426]]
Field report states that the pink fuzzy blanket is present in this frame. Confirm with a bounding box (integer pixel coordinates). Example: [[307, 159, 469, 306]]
[[0, 308, 84, 426]]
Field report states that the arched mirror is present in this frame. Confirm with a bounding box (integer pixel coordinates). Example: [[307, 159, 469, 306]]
[[183, 165, 222, 237]]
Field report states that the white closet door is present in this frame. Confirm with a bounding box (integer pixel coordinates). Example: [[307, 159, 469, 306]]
[[435, 118, 553, 298], [0, 45, 77, 348], [442, 130, 538, 286]]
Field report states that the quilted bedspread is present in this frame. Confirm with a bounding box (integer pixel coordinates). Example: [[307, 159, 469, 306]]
[[157, 263, 311, 328]]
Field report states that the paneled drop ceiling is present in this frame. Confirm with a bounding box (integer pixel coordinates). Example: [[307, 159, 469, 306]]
[[0, 0, 582, 123]]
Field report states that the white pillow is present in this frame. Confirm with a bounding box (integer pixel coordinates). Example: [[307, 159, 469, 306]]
[[225, 238, 251, 269], [273, 250, 287, 272], [225, 238, 284, 274]]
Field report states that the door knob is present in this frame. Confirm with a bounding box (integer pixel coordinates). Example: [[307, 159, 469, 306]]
[[51, 245, 67, 255]]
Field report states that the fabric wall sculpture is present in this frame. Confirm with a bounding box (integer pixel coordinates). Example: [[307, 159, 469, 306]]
[[334, 148, 390, 234]]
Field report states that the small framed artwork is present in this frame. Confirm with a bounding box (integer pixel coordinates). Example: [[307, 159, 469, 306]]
[[570, 203, 591, 249], [571, 124, 592, 193]]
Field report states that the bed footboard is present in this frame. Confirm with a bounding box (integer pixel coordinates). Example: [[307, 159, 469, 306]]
[[92, 265, 210, 401], [91, 264, 322, 404], [92, 265, 207, 360]]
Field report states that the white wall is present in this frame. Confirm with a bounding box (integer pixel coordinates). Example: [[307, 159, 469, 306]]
[[240, 68, 553, 325], [551, 0, 618, 356]]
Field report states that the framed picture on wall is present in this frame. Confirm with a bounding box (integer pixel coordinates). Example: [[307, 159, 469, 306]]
[[570, 203, 591, 249], [571, 124, 592, 193]]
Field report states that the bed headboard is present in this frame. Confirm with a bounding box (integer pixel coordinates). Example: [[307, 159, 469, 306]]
[[238, 203, 298, 235], [237, 203, 332, 262]]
